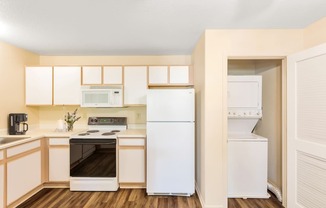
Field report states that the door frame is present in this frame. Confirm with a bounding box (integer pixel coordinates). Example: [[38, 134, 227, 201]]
[[225, 56, 287, 207]]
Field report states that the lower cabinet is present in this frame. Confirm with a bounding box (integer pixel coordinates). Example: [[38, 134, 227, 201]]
[[118, 137, 146, 188], [48, 138, 70, 182], [6, 140, 42, 206]]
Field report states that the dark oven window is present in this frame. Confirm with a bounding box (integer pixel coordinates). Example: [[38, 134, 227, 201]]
[[70, 139, 116, 177]]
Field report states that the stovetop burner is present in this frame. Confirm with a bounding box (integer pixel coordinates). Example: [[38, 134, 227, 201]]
[[78, 133, 90, 136], [102, 132, 115, 136], [87, 130, 100, 133]]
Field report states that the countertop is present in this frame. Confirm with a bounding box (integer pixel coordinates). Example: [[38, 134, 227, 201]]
[[0, 128, 146, 150], [117, 129, 146, 138]]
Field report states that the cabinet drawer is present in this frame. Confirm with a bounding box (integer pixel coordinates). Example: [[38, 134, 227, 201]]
[[119, 139, 145, 146], [0, 150, 3, 161], [7, 140, 40, 158], [49, 138, 70, 146]]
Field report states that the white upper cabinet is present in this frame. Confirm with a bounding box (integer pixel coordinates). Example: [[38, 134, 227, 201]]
[[148, 65, 192, 85], [148, 66, 168, 84], [82, 66, 102, 85], [25, 66, 53, 105], [103, 66, 123, 84], [169, 66, 190, 84], [53, 66, 81, 105], [124, 66, 147, 105]]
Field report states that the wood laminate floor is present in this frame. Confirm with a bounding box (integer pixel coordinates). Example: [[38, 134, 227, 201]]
[[17, 188, 283, 208]]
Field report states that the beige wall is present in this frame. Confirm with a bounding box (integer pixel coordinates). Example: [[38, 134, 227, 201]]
[[192, 34, 206, 205], [193, 29, 303, 208], [255, 60, 282, 190], [304, 17, 326, 49], [0, 41, 39, 130], [39, 55, 191, 66], [196, 19, 326, 208]]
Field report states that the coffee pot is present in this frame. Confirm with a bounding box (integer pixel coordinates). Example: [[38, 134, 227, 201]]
[[8, 113, 29, 135]]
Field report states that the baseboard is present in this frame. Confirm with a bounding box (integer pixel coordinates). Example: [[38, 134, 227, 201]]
[[43, 181, 69, 188], [195, 181, 224, 208], [119, 182, 146, 189]]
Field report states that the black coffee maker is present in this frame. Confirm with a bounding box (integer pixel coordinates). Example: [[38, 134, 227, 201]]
[[8, 113, 29, 135]]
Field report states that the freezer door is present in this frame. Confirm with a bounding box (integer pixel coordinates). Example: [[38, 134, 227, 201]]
[[147, 122, 195, 195], [147, 89, 194, 122]]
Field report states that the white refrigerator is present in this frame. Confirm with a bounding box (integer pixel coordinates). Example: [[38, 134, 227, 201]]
[[146, 88, 195, 196]]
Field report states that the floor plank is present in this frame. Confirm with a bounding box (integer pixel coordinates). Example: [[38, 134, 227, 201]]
[[17, 188, 283, 208]]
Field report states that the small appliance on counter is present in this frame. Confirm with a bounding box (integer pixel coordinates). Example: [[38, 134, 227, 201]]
[[8, 113, 28, 135]]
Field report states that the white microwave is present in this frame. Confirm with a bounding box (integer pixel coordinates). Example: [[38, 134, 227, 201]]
[[81, 86, 123, 107]]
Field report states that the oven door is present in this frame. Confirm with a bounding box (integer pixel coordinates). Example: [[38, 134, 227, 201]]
[[70, 139, 116, 177]]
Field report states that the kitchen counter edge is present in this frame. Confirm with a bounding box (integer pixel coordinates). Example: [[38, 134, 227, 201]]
[[0, 129, 146, 149]]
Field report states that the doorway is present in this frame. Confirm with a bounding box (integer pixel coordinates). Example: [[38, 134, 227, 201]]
[[227, 58, 285, 205]]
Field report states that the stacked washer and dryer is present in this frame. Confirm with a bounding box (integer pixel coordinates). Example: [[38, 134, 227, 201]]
[[227, 75, 270, 199]]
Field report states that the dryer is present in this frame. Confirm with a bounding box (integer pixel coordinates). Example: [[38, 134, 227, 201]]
[[227, 75, 269, 199]]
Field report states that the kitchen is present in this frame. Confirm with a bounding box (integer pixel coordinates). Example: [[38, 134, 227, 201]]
[[1, 1, 326, 208], [1, 63, 196, 207]]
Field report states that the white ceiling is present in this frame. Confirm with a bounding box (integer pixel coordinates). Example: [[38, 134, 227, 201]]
[[0, 0, 325, 55]]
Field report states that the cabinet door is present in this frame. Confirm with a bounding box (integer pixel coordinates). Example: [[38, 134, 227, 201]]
[[54, 66, 81, 105], [119, 148, 145, 183], [148, 66, 168, 84], [7, 151, 41, 205], [48, 138, 69, 182], [103, 66, 123, 84], [49, 148, 69, 181], [124, 66, 147, 105], [169, 66, 190, 84], [82, 66, 102, 85], [25, 66, 52, 105]]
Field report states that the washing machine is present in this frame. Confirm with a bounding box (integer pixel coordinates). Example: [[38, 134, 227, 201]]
[[227, 75, 269, 199]]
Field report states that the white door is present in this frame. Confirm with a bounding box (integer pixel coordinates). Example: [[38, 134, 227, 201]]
[[287, 43, 326, 208], [147, 122, 194, 194], [147, 89, 195, 122]]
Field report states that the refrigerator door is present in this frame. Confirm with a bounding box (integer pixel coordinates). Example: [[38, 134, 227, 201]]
[[147, 89, 194, 122], [147, 122, 195, 195]]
